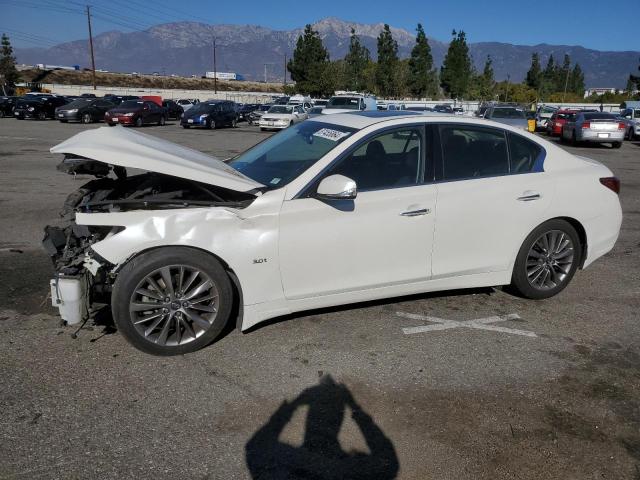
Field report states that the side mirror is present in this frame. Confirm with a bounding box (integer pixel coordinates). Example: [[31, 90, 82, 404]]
[[316, 174, 357, 200]]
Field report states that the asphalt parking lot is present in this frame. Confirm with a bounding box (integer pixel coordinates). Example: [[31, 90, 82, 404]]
[[1, 118, 639, 480]]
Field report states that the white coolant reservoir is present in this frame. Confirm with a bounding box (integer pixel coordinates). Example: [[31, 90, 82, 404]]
[[50, 275, 88, 325]]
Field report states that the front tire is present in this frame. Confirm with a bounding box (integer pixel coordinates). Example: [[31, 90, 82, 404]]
[[112, 247, 233, 356], [135, 117, 143, 128], [158, 116, 166, 126], [82, 113, 92, 124], [510, 219, 581, 300]]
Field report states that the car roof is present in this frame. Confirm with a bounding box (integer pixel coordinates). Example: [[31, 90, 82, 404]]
[[306, 111, 423, 129]]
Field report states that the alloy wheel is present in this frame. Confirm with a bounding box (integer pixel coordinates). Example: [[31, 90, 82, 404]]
[[526, 230, 574, 290], [129, 265, 219, 346], [83, 113, 91, 124]]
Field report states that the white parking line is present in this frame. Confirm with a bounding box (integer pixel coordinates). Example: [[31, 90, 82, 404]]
[[397, 312, 537, 337]]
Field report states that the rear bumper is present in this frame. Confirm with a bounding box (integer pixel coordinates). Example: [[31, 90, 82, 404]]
[[578, 130, 625, 143], [582, 201, 623, 268]]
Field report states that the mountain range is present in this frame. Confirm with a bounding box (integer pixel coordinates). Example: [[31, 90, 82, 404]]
[[14, 17, 639, 88]]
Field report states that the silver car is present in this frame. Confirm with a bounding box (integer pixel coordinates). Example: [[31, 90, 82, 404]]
[[484, 107, 528, 131], [561, 112, 625, 148]]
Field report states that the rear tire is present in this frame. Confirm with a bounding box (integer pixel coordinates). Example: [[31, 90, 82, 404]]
[[59, 120, 68, 123], [612, 141, 622, 149], [510, 219, 582, 300], [111, 247, 233, 356]]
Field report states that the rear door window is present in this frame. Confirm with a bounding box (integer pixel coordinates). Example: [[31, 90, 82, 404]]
[[439, 125, 509, 181]]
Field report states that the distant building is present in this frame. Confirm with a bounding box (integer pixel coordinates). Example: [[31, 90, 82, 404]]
[[584, 87, 617, 98]]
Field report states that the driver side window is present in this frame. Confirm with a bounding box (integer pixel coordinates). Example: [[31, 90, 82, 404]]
[[324, 128, 423, 191]]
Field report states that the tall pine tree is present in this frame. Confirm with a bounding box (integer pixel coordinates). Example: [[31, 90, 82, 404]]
[[440, 30, 472, 99], [287, 25, 330, 97], [525, 53, 542, 90], [0, 34, 20, 94], [375, 24, 399, 97], [343, 28, 370, 92], [569, 63, 585, 96], [407, 23, 437, 98]]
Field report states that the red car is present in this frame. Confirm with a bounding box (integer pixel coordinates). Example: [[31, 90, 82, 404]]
[[546, 109, 579, 137], [105, 100, 166, 127]]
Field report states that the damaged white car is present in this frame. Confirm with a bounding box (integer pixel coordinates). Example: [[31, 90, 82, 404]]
[[44, 113, 622, 355]]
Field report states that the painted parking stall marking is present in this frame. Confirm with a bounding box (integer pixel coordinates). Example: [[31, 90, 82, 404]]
[[397, 312, 537, 338]]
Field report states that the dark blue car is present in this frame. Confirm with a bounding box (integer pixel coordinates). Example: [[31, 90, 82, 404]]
[[180, 100, 238, 129]]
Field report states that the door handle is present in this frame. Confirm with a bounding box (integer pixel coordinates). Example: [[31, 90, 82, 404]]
[[517, 192, 541, 201], [400, 208, 431, 217]]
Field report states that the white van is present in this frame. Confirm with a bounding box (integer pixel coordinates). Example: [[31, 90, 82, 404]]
[[321, 94, 377, 115], [287, 95, 313, 111]]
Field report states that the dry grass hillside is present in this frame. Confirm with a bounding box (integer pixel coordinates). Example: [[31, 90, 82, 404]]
[[19, 68, 285, 93]]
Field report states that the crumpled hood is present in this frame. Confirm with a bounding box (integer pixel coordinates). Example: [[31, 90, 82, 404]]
[[50, 126, 264, 192]]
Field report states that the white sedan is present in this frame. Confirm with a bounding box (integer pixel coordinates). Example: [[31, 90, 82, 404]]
[[45, 112, 622, 355], [258, 104, 307, 130]]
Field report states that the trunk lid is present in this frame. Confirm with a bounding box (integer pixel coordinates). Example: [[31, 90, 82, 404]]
[[50, 126, 264, 193]]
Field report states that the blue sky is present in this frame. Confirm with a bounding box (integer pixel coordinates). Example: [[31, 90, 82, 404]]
[[0, 0, 635, 51]]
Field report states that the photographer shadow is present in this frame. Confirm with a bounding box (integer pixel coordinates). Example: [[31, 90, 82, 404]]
[[245, 375, 399, 480]]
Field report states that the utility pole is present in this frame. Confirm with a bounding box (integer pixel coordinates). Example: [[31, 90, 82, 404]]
[[264, 63, 267, 83], [212, 37, 217, 94], [283, 54, 287, 86], [86, 5, 96, 90]]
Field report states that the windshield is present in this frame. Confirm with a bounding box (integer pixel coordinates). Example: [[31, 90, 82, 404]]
[[189, 103, 218, 114], [17, 98, 43, 106], [119, 100, 144, 109], [490, 108, 525, 119], [268, 105, 293, 114], [229, 121, 356, 188], [326, 97, 361, 110], [584, 113, 617, 120], [63, 99, 94, 108]]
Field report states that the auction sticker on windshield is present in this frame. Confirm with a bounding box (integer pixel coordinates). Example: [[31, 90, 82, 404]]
[[313, 128, 351, 142]]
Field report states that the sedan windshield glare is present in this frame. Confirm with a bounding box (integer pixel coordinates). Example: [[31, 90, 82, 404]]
[[229, 121, 356, 188]]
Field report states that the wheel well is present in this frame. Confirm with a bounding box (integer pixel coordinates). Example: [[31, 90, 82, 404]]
[[553, 216, 588, 268], [114, 245, 243, 324]]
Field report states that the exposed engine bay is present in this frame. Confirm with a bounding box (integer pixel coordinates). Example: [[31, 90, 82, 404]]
[[43, 156, 256, 324]]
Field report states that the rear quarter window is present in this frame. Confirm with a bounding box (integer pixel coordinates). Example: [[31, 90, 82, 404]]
[[509, 134, 543, 173]]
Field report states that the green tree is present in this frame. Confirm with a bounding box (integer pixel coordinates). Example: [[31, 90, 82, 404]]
[[0, 34, 20, 94], [525, 53, 542, 91], [440, 30, 472, 99], [343, 28, 370, 92], [407, 23, 438, 98], [287, 25, 330, 96], [476, 55, 495, 100], [568, 63, 585, 96], [557, 54, 571, 92], [375, 24, 399, 97]]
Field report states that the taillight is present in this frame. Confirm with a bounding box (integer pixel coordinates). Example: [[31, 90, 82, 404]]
[[600, 177, 620, 194], [582, 121, 591, 129], [618, 122, 625, 130]]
